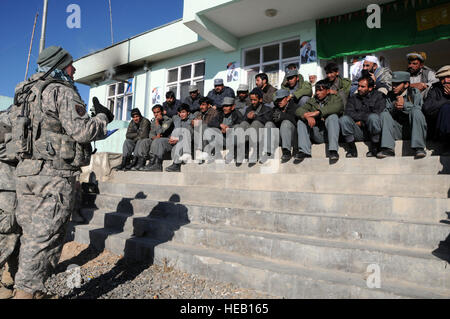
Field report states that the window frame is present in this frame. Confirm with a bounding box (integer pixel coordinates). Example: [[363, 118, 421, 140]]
[[166, 60, 206, 102], [106, 80, 134, 122], [242, 38, 301, 90]]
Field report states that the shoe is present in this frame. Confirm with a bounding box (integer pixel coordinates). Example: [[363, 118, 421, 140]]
[[131, 157, 146, 171], [281, 148, 292, 163], [165, 163, 181, 172], [125, 156, 138, 170], [366, 143, 380, 158], [115, 156, 130, 171], [294, 151, 311, 161], [259, 153, 270, 164], [329, 150, 339, 161], [345, 142, 358, 158], [142, 158, 163, 172], [0, 284, 13, 300], [414, 148, 426, 159], [376, 148, 395, 159]]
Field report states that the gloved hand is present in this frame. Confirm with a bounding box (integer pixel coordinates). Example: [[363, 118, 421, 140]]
[[272, 109, 282, 123], [92, 97, 114, 123]]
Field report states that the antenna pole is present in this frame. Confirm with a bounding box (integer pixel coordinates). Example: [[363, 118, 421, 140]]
[[25, 12, 39, 80]]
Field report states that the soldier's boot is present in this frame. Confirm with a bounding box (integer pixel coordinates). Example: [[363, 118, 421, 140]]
[[12, 289, 33, 299], [115, 156, 130, 171], [165, 162, 181, 172], [345, 142, 358, 158], [131, 157, 146, 171], [125, 156, 138, 170], [143, 158, 163, 172], [0, 284, 13, 299]]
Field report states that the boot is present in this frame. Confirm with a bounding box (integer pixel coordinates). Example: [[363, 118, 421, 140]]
[[115, 156, 130, 171], [142, 158, 162, 172], [329, 150, 339, 161], [126, 156, 138, 170], [376, 148, 395, 159], [414, 148, 426, 159], [131, 157, 146, 171], [345, 142, 358, 158], [366, 142, 380, 158], [141, 155, 156, 171], [165, 162, 181, 172], [0, 284, 13, 300], [281, 148, 292, 163]]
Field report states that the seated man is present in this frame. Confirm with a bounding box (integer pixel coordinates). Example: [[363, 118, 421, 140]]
[[272, 89, 299, 163], [422, 65, 450, 148], [377, 71, 427, 159], [339, 75, 386, 158], [213, 97, 244, 163], [234, 84, 251, 116], [143, 104, 195, 172], [207, 79, 235, 110], [163, 91, 182, 118], [238, 88, 275, 162], [296, 80, 344, 161], [281, 69, 312, 107], [115, 108, 150, 170], [184, 85, 202, 113], [350, 56, 392, 96], [255, 73, 277, 107], [325, 62, 351, 105], [135, 104, 174, 170], [407, 52, 437, 96]]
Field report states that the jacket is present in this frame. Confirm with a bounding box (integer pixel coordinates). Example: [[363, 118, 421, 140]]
[[243, 103, 273, 125], [195, 107, 221, 129], [296, 94, 344, 119], [351, 67, 393, 96], [234, 96, 251, 116], [345, 90, 386, 122], [422, 82, 450, 118], [207, 87, 236, 109], [126, 117, 151, 141], [163, 99, 183, 118], [216, 109, 243, 129], [281, 75, 313, 104], [184, 94, 203, 113], [149, 115, 174, 139], [261, 84, 277, 105], [272, 100, 298, 127], [385, 87, 423, 116], [328, 76, 351, 105]]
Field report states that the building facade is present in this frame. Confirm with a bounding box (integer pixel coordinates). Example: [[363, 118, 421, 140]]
[[74, 0, 450, 153]]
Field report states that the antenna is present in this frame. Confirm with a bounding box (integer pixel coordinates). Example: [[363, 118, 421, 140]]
[[39, 0, 48, 54], [109, 0, 114, 45], [25, 12, 39, 80]]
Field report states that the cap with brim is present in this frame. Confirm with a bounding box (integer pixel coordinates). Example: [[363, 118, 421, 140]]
[[221, 97, 235, 107], [274, 89, 290, 101], [237, 84, 249, 92], [392, 71, 411, 83], [189, 85, 198, 92], [436, 65, 450, 78], [214, 79, 224, 86], [37, 46, 73, 70], [285, 69, 298, 78]]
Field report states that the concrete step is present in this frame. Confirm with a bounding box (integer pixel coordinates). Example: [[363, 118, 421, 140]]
[[69, 223, 450, 299], [161, 156, 450, 175], [81, 199, 450, 251], [97, 182, 450, 224], [109, 171, 450, 199], [74, 208, 450, 291]]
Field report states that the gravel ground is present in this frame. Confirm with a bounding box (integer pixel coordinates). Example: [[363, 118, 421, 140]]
[[29, 242, 281, 299]]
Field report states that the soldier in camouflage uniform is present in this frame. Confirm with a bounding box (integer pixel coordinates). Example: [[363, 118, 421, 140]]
[[8, 46, 113, 299], [0, 107, 20, 299]]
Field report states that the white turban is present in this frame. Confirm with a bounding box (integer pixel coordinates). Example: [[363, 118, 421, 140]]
[[364, 55, 379, 65]]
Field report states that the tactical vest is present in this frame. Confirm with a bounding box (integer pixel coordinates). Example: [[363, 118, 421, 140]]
[[5, 76, 92, 171]]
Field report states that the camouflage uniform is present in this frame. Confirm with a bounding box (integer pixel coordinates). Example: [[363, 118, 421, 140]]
[[0, 108, 20, 282], [11, 72, 109, 295]]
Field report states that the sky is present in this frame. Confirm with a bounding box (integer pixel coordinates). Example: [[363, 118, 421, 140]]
[[0, 0, 184, 102]]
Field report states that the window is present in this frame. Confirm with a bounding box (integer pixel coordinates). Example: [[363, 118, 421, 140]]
[[166, 61, 205, 102], [243, 39, 301, 89], [107, 79, 133, 121]]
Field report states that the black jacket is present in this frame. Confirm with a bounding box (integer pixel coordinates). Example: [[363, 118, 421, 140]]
[[207, 87, 236, 109], [216, 109, 244, 129], [243, 103, 273, 125], [126, 117, 151, 141], [272, 100, 297, 127], [163, 99, 183, 118], [184, 95, 202, 113], [344, 90, 386, 122], [423, 82, 450, 118]]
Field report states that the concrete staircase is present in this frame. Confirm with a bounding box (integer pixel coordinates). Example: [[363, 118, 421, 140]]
[[69, 141, 450, 299]]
